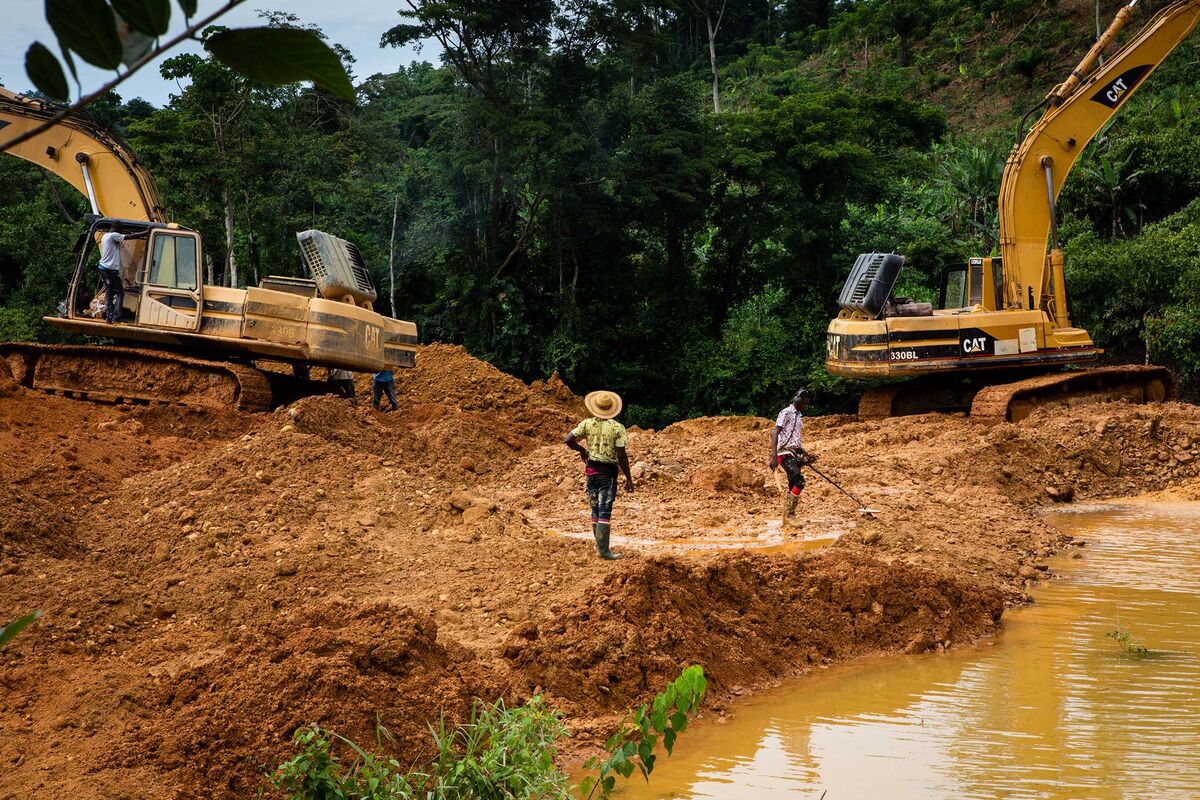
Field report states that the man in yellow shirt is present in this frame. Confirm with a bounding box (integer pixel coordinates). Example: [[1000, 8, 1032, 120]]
[[564, 390, 635, 560]]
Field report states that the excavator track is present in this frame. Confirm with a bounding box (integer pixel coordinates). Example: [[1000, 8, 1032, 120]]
[[857, 365, 1174, 422], [858, 379, 981, 419], [0, 343, 273, 412], [969, 365, 1174, 422], [858, 386, 904, 419]]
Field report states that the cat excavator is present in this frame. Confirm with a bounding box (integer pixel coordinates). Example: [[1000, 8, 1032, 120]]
[[827, 0, 1197, 421], [0, 87, 417, 411]]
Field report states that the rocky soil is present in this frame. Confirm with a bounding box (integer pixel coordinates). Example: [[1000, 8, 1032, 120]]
[[3, 344, 1200, 799]]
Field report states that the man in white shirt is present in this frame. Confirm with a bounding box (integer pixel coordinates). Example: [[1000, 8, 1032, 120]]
[[768, 388, 818, 525], [95, 226, 146, 324]]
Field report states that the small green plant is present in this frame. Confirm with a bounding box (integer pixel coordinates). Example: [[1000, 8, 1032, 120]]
[[267, 666, 708, 800], [427, 695, 570, 799], [0, 611, 42, 649], [1107, 627, 1151, 658], [270, 723, 420, 800], [580, 664, 708, 799]]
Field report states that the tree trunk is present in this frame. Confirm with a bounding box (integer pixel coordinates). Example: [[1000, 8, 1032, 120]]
[[706, 9, 723, 114], [224, 190, 238, 288], [388, 194, 399, 318], [243, 190, 259, 286], [205, 252, 215, 286]]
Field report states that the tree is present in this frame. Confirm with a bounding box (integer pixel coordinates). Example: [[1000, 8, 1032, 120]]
[[692, 0, 729, 113]]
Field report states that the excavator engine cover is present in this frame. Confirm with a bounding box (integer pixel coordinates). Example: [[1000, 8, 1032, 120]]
[[838, 252, 905, 319], [296, 229, 378, 308]]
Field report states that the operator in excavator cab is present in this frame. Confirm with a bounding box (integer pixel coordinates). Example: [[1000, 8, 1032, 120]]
[[94, 224, 147, 324]]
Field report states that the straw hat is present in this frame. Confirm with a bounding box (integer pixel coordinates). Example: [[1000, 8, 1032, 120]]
[[584, 390, 622, 420]]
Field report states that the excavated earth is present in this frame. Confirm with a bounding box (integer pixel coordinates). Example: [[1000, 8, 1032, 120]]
[[4, 344, 1200, 799]]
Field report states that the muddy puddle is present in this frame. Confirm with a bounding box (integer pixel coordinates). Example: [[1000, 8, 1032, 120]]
[[618, 502, 1200, 799], [546, 523, 839, 555]]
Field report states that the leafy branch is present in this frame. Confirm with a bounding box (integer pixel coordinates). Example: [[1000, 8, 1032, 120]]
[[266, 667, 707, 799], [579, 664, 708, 799], [4, 0, 353, 153]]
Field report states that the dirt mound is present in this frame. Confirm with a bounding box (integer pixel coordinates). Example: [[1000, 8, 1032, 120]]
[[6, 342, 1200, 799], [276, 394, 392, 446], [393, 345, 583, 458], [126, 603, 490, 799], [0, 393, 209, 559], [0, 357, 16, 396], [399, 344, 582, 418], [506, 550, 1003, 712]]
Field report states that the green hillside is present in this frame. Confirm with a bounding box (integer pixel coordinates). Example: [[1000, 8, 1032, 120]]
[[3, 0, 1200, 421]]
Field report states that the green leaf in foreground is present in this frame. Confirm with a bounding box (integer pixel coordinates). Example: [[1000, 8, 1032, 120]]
[[205, 27, 355, 101], [585, 664, 707, 798], [0, 611, 43, 649], [46, 0, 122, 70], [25, 43, 70, 101], [112, 0, 172, 37], [176, 0, 197, 18]]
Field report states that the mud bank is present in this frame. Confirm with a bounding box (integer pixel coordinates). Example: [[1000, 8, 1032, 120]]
[[3, 344, 1199, 798]]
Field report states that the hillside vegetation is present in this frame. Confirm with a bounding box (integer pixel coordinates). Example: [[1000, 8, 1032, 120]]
[[2, 0, 1200, 421]]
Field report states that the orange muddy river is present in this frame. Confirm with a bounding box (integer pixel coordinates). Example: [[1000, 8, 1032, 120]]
[[619, 503, 1200, 799]]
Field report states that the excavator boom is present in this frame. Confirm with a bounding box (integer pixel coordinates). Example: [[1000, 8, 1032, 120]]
[[0, 88, 165, 222], [1000, 0, 1200, 317]]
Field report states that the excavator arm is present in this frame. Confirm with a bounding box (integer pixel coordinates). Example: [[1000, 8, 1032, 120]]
[[999, 0, 1200, 322], [0, 87, 165, 223]]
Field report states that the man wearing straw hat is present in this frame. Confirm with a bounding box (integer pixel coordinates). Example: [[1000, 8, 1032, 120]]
[[564, 390, 635, 560], [769, 387, 817, 526]]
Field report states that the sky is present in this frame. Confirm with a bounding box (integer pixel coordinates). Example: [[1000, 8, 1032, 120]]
[[0, 0, 436, 107]]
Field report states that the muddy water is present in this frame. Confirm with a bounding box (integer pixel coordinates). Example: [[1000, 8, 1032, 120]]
[[546, 523, 839, 554], [619, 503, 1200, 799]]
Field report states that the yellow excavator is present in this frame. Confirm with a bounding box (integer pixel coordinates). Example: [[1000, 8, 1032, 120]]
[[827, 0, 1196, 421], [0, 87, 418, 411]]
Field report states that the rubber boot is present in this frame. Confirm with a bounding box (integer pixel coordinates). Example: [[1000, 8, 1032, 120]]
[[782, 493, 799, 526], [596, 523, 623, 560]]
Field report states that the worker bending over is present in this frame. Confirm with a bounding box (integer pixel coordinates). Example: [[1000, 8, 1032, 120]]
[[769, 388, 818, 526], [564, 390, 635, 560]]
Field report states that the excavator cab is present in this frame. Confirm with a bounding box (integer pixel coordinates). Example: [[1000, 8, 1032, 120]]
[[938, 258, 1005, 311], [66, 217, 203, 332]]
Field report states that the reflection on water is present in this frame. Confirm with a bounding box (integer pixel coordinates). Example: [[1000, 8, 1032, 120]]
[[620, 503, 1200, 800]]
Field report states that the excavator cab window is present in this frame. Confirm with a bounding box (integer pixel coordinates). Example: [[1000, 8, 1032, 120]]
[[148, 233, 198, 291], [967, 259, 984, 306], [939, 264, 968, 309]]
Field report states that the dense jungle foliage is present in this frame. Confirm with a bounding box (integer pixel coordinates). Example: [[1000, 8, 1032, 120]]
[[3, 0, 1200, 424]]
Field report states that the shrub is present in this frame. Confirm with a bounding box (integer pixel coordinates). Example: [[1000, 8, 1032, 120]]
[[267, 666, 708, 800]]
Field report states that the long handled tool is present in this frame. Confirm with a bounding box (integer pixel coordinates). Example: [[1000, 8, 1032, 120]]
[[806, 463, 880, 516]]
